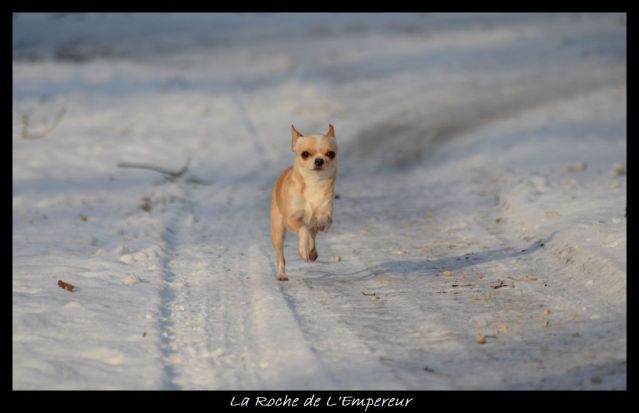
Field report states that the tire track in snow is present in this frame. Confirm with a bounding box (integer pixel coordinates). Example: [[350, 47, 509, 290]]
[[257, 240, 343, 387], [232, 88, 279, 170], [154, 185, 191, 390], [148, 183, 265, 389], [127, 183, 209, 389]]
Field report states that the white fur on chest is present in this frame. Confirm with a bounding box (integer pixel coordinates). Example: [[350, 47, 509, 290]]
[[301, 177, 332, 222]]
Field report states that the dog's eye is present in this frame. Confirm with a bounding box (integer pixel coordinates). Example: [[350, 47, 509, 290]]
[[326, 151, 336, 159], [301, 151, 310, 159]]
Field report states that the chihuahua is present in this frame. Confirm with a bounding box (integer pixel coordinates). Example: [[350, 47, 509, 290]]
[[271, 124, 338, 281]]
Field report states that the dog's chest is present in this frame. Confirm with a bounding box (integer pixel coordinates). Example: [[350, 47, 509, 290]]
[[302, 180, 330, 216]]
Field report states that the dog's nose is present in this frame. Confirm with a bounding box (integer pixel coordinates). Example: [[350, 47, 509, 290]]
[[314, 158, 325, 167]]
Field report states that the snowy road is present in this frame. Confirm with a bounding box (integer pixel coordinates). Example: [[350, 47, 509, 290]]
[[13, 13, 626, 389]]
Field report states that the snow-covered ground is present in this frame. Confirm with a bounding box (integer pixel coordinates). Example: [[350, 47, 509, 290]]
[[13, 13, 626, 389]]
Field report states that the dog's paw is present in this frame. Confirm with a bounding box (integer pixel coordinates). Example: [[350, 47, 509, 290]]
[[277, 273, 289, 281], [309, 248, 318, 262], [316, 216, 332, 232], [299, 246, 311, 262]]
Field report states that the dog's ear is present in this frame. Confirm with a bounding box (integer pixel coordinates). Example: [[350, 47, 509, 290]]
[[326, 124, 335, 137], [291, 124, 304, 151]]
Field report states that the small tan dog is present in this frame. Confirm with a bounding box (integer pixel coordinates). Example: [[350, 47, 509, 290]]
[[271, 124, 338, 281]]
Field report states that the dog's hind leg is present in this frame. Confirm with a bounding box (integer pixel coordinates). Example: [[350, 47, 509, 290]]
[[271, 207, 288, 281]]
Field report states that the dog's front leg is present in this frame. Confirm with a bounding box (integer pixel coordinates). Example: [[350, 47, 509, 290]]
[[313, 193, 334, 232], [315, 215, 332, 232], [309, 227, 318, 261], [298, 226, 319, 262], [315, 199, 333, 232], [283, 210, 313, 262]]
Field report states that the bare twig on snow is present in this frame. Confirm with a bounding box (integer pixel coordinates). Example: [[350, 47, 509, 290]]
[[117, 158, 211, 185], [14, 107, 66, 140], [117, 158, 191, 179]]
